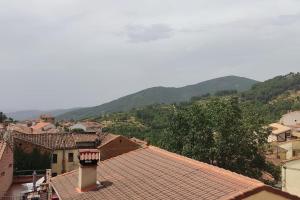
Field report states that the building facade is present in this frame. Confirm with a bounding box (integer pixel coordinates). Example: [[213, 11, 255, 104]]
[[0, 140, 13, 198], [280, 111, 300, 127], [282, 158, 300, 197]]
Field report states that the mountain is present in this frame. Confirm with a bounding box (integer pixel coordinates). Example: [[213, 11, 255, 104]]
[[57, 76, 258, 120], [6, 108, 78, 121], [242, 72, 300, 103], [239, 72, 300, 122]]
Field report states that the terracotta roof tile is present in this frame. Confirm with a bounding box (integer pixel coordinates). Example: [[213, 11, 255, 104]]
[[0, 140, 7, 159], [51, 146, 270, 200], [98, 133, 120, 147], [31, 122, 52, 130], [14, 133, 100, 150]]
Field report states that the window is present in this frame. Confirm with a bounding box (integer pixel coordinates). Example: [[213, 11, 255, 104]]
[[1, 172, 5, 176], [68, 153, 74, 162], [52, 173, 57, 177], [8, 163, 12, 168], [52, 154, 57, 164]]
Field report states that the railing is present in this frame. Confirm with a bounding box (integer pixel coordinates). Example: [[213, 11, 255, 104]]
[[14, 170, 46, 176], [0, 195, 24, 200]]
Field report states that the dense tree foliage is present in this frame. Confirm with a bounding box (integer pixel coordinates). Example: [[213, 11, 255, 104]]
[[0, 112, 7, 123], [160, 97, 278, 182], [242, 72, 300, 103], [99, 105, 172, 145], [14, 146, 51, 172]]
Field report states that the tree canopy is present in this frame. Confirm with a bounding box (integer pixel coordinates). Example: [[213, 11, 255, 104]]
[[160, 97, 277, 182]]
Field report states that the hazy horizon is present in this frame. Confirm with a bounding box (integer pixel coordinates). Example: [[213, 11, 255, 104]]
[[1, 0, 300, 111]]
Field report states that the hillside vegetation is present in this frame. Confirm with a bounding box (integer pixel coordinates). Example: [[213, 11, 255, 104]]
[[242, 72, 300, 103], [58, 76, 257, 120]]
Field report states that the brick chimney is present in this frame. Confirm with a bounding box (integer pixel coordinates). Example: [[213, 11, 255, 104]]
[[78, 149, 100, 192]]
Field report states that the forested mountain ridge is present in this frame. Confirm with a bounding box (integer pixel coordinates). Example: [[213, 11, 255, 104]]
[[97, 72, 300, 144], [57, 75, 257, 120], [242, 72, 300, 103], [93, 73, 300, 185]]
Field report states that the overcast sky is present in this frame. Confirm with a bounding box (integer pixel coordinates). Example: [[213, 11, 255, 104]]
[[1, 0, 300, 112]]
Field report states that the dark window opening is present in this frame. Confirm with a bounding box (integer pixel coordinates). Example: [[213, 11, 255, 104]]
[[1, 172, 5, 176], [52, 154, 58, 164], [52, 173, 57, 177], [68, 153, 74, 162]]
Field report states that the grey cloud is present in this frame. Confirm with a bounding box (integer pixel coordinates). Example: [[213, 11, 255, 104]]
[[271, 14, 300, 26], [126, 24, 173, 43], [1, 0, 300, 111]]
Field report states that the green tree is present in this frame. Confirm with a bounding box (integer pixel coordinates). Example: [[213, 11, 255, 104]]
[[0, 112, 7, 123], [160, 105, 215, 164], [160, 97, 279, 183]]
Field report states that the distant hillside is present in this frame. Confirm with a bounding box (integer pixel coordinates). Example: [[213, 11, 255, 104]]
[[57, 76, 258, 120], [240, 72, 300, 122], [242, 72, 300, 103], [7, 108, 78, 121]]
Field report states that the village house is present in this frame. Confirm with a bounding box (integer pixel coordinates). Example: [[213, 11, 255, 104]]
[[50, 145, 300, 200], [14, 133, 100, 176], [13, 132, 141, 177], [0, 139, 13, 199], [31, 122, 57, 134], [268, 123, 292, 142], [7, 123, 32, 134], [266, 140, 300, 197], [280, 111, 300, 127], [70, 121, 103, 133], [282, 157, 300, 197], [39, 114, 55, 124], [279, 111, 300, 138]]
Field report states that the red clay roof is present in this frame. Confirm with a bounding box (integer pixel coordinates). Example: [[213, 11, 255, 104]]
[[31, 122, 52, 130], [14, 133, 100, 150], [0, 140, 7, 159], [51, 146, 278, 200], [98, 133, 120, 147]]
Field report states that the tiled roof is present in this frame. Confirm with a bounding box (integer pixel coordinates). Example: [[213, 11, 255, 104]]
[[51, 146, 279, 200], [81, 122, 103, 132], [0, 140, 7, 159], [7, 124, 32, 134], [98, 133, 120, 147], [14, 133, 100, 150], [31, 122, 52, 130], [269, 123, 291, 135]]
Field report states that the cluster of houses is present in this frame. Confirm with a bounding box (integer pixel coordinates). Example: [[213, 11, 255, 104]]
[[267, 111, 300, 197], [1, 114, 300, 199], [4, 115, 103, 135]]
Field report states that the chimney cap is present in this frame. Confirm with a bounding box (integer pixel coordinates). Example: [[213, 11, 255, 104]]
[[78, 149, 100, 166]]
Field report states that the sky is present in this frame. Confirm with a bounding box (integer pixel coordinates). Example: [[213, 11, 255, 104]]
[[1, 0, 300, 112]]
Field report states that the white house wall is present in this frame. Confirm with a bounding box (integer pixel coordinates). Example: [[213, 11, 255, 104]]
[[280, 111, 300, 126], [282, 159, 300, 197]]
